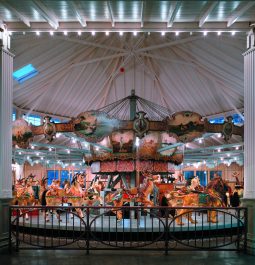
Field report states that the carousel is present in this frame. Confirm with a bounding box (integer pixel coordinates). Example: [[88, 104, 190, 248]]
[[10, 91, 245, 250]]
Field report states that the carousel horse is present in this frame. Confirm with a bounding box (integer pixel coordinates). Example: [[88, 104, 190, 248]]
[[11, 174, 37, 220], [105, 172, 158, 220], [171, 177, 229, 225]]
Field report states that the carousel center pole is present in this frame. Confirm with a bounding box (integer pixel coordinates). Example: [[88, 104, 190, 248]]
[[129, 89, 139, 188]]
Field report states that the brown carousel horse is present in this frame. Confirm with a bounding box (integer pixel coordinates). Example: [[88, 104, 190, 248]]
[[11, 174, 37, 220], [105, 172, 157, 220], [167, 177, 229, 225]]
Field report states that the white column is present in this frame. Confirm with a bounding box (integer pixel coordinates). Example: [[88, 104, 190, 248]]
[[243, 25, 255, 255], [0, 24, 14, 250], [244, 26, 255, 199], [0, 46, 14, 198]]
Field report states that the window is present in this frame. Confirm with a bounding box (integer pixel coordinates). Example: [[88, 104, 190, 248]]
[[12, 109, 16, 121], [24, 114, 41, 126], [13, 64, 38, 83], [51, 118, 61, 123], [209, 171, 222, 180], [232, 114, 244, 125], [184, 171, 194, 180], [60, 170, 71, 187], [209, 117, 224, 124], [196, 171, 207, 186], [47, 170, 59, 186]]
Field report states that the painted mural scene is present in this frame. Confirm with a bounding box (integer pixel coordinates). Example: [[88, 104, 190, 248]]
[[1, 1, 255, 261]]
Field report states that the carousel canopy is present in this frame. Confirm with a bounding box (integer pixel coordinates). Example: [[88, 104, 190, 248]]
[[5, 1, 247, 167]]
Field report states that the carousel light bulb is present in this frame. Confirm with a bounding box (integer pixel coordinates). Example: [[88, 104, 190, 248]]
[[217, 31, 222, 36], [135, 137, 140, 147], [203, 31, 208, 36], [46, 160, 49, 164], [67, 149, 70, 154], [72, 162, 75, 166], [119, 31, 123, 36], [27, 156, 30, 159], [217, 133, 221, 138], [78, 31, 81, 36], [161, 31, 165, 36], [31, 145, 35, 149], [18, 152, 21, 155], [175, 31, 179, 36], [231, 31, 236, 36], [235, 146, 239, 150], [203, 160, 206, 164], [50, 31, 54, 36], [148, 32, 151, 35], [185, 143, 189, 147], [84, 143, 88, 148], [72, 138, 76, 143], [49, 147, 52, 151], [56, 133, 61, 138], [95, 146, 99, 151], [133, 31, 137, 36], [36, 160, 39, 164], [64, 31, 68, 36], [199, 138, 203, 144], [105, 31, 109, 36], [221, 157, 223, 161], [227, 153, 230, 157], [36, 31, 40, 36], [91, 31, 95, 36], [79, 162, 82, 166], [187, 163, 190, 166], [57, 160, 60, 163], [36, 152, 39, 156], [218, 148, 221, 152], [40, 157, 43, 160], [234, 157, 237, 160]]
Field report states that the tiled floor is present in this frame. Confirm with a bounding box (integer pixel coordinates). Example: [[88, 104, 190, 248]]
[[1, 249, 255, 265]]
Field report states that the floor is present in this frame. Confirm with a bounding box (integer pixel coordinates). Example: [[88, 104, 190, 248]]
[[1, 249, 255, 265]]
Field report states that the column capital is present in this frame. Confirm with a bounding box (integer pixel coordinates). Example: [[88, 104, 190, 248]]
[[0, 23, 11, 50], [244, 24, 255, 53]]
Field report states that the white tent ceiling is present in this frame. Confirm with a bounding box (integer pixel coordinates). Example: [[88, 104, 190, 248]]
[[12, 31, 245, 119]]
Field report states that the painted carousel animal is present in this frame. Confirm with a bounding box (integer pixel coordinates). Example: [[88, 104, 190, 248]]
[[105, 172, 158, 220], [11, 174, 37, 219], [167, 177, 229, 225]]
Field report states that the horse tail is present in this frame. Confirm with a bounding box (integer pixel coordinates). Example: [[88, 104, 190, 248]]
[[41, 190, 48, 206]]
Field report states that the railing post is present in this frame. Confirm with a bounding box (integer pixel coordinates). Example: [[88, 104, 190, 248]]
[[86, 207, 90, 255], [165, 208, 169, 255], [244, 207, 248, 253], [15, 209, 19, 252], [8, 206, 12, 253]]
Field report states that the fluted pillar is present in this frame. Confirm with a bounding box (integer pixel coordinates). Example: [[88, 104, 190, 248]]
[[243, 25, 255, 255], [0, 25, 14, 250]]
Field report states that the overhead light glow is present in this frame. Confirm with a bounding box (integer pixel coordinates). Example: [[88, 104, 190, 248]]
[[217, 31, 221, 36], [105, 31, 109, 36], [161, 31, 165, 36], [64, 31, 68, 36], [78, 31, 81, 36], [231, 31, 236, 36], [50, 31, 54, 36], [203, 31, 208, 36], [36, 31, 40, 36], [119, 31, 123, 36], [91, 31, 95, 36], [133, 31, 137, 36], [175, 31, 179, 36]]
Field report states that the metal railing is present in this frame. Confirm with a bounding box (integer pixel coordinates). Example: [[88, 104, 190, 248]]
[[9, 205, 247, 254]]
